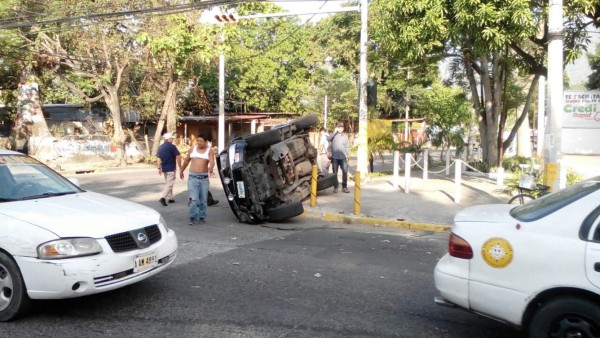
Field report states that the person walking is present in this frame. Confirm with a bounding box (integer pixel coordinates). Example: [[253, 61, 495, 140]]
[[328, 122, 350, 193], [156, 132, 182, 206], [180, 134, 215, 225], [317, 127, 331, 175]]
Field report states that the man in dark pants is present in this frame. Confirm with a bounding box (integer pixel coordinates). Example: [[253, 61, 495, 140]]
[[328, 122, 351, 193]]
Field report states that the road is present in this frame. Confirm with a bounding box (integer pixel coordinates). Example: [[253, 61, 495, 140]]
[[2, 168, 524, 337]]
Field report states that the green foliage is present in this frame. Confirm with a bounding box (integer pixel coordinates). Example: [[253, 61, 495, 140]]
[[414, 84, 471, 151], [567, 168, 583, 186], [501, 156, 539, 172], [467, 160, 492, 173], [587, 43, 600, 90]]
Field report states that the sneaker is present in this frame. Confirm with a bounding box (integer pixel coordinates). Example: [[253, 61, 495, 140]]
[[159, 198, 167, 206], [198, 219, 206, 224], [333, 188, 338, 193], [208, 200, 219, 206], [189, 218, 196, 226], [168, 199, 175, 204], [343, 187, 350, 193]]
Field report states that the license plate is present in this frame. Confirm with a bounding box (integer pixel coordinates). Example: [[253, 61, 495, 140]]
[[237, 182, 246, 198], [133, 251, 157, 273]]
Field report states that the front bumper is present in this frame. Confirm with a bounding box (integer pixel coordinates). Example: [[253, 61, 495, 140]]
[[16, 229, 178, 299]]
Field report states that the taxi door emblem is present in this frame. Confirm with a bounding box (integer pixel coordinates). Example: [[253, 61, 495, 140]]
[[481, 237, 513, 268]]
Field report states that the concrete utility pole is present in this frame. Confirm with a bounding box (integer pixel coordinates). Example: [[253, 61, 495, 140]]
[[545, 0, 564, 191], [356, 0, 369, 176], [537, 76, 545, 157], [218, 39, 225, 153]]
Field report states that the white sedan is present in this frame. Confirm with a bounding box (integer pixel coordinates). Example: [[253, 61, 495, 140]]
[[0, 150, 178, 321], [434, 176, 600, 337]]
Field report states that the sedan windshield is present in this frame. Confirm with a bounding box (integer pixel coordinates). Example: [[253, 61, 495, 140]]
[[0, 154, 83, 202], [510, 176, 600, 222]]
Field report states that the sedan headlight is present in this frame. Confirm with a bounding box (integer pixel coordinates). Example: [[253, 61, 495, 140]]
[[159, 216, 170, 232], [38, 238, 103, 259]]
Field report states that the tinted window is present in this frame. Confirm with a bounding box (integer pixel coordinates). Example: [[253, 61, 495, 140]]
[[510, 176, 600, 222]]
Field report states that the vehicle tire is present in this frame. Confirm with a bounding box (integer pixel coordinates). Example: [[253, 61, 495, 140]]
[[528, 297, 600, 338], [266, 202, 304, 222], [317, 173, 337, 191], [244, 129, 282, 150], [0, 252, 30, 321], [508, 194, 535, 205], [292, 114, 318, 131]]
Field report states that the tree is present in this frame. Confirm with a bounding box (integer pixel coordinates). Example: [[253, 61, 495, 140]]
[[413, 84, 471, 159], [371, 0, 598, 167], [136, 11, 217, 155]]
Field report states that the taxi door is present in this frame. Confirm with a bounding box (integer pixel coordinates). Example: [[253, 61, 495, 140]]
[[584, 206, 600, 290]]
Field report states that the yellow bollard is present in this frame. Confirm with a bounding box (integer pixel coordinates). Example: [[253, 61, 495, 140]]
[[310, 164, 318, 207], [354, 171, 361, 215]]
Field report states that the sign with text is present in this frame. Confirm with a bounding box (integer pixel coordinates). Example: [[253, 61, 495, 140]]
[[563, 91, 600, 128]]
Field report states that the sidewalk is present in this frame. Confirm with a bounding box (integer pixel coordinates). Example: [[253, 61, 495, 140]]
[[301, 156, 511, 233]]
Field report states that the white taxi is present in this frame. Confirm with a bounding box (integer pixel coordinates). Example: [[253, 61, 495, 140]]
[[0, 150, 178, 321], [434, 176, 600, 337]]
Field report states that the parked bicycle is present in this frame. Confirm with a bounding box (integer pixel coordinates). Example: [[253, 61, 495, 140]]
[[507, 170, 550, 204]]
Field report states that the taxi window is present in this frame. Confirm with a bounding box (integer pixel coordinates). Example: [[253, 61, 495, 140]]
[[510, 176, 600, 222]]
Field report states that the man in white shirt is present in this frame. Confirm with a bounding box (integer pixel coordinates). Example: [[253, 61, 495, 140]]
[[317, 127, 331, 175]]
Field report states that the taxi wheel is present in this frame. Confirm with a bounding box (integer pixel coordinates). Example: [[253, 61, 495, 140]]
[[528, 297, 600, 338], [0, 252, 30, 321]]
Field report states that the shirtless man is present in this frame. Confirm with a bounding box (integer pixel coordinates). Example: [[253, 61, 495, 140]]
[[180, 134, 215, 225]]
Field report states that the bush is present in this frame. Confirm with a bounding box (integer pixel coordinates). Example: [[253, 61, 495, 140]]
[[502, 156, 540, 172], [467, 160, 492, 173]]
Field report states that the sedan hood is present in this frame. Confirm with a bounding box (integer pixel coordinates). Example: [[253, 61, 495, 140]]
[[0, 192, 160, 238], [454, 204, 516, 224]]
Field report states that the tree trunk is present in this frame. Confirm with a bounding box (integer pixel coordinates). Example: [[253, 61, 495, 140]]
[[517, 107, 532, 157], [503, 75, 539, 157], [166, 81, 178, 134], [15, 70, 50, 156], [102, 85, 126, 166], [151, 79, 177, 156]]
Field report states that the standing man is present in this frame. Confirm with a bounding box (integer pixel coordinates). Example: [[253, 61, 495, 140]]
[[180, 134, 215, 225], [317, 127, 331, 175], [156, 132, 182, 206], [328, 122, 350, 193]]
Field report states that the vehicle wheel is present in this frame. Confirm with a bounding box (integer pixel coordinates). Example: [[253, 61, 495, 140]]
[[0, 252, 30, 321], [528, 297, 600, 338], [317, 173, 337, 191], [266, 202, 304, 222], [508, 194, 535, 205], [244, 129, 282, 150], [292, 114, 318, 131]]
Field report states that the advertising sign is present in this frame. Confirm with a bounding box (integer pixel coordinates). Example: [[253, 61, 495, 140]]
[[563, 91, 600, 128]]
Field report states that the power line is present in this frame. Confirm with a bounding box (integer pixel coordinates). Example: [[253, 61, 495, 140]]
[[0, 0, 249, 30]]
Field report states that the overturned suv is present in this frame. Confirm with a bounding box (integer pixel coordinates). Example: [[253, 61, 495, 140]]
[[216, 114, 337, 223]]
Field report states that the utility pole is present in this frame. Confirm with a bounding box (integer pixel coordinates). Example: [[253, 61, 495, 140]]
[[356, 0, 369, 177], [218, 35, 225, 153], [545, 0, 564, 191]]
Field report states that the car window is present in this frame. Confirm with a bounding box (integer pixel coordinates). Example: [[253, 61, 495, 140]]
[[510, 176, 600, 222], [0, 154, 83, 201]]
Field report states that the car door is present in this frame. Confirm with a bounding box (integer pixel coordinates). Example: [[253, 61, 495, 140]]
[[584, 205, 600, 290]]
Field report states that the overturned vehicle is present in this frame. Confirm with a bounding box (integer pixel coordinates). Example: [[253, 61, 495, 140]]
[[216, 114, 337, 223]]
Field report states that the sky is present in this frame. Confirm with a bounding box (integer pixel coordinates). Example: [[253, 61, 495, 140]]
[[270, 1, 347, 23]]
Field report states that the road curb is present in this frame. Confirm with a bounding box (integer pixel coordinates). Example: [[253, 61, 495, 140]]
[[301, 209, 451, 233]]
